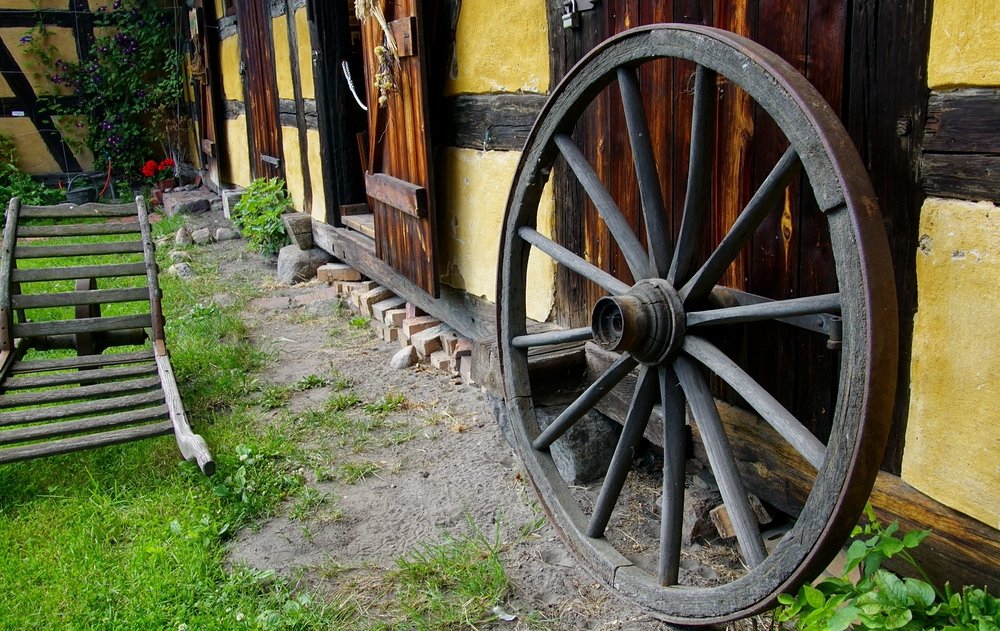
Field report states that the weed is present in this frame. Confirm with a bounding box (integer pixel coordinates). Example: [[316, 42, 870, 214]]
[[258, 385, 291, 410], [364, 392, 406, 416], [291, 487, 330, 521], [339, 461, 382, 484], [294, 374, 331, 391], [331, 371, 352, 391], [349, 315, 371, 329], [327, 392, 360, 412]]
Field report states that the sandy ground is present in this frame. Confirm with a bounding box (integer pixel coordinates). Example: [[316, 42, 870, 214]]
[[185, 233, 678, 630]]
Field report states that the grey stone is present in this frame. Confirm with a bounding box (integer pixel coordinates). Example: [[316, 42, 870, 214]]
[[304, 298, 344, 317], [210, 199, 224, 213], [191, 228, 213, 245], [222, 188, 244, 220], [215, 227, 241, 241], [169, 250, 191, 263], [535, 406, 621, 485], [175, 226, 193, 246], [168, 262, 196, 279], [389, 345, 418, 369], [275, 245, 333, 285]]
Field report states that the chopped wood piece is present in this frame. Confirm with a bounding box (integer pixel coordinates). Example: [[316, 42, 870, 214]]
[[430, 349, 452, 371], [401, 315, 440, 338], [384, 308, 406, 328]]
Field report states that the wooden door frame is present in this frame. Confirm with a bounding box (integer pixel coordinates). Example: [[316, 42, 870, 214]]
[[305, 0, 367, 226], [234, 0, 284, 181]]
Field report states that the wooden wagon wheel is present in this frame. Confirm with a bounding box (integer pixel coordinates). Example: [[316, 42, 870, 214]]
[[497, 25, 898, 624]]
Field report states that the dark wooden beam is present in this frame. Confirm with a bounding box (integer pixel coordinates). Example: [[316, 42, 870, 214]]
[[438, 94, 548, 152], [921, 89, 1000, 203], [284, 0, 312, 213]]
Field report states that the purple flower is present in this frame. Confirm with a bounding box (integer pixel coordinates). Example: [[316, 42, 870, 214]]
[[19, 35, 31, 45], [112, 0, 122, 8]]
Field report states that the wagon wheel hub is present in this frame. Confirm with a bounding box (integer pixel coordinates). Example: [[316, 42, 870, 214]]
[[591, 279, 685, 365]]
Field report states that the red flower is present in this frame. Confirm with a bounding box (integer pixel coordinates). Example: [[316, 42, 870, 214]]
[[141, 159, 158, 178], [157, 158, 174, 172]]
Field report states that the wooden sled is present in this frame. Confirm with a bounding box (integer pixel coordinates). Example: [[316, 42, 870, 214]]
[[0, 196, 214, 475]]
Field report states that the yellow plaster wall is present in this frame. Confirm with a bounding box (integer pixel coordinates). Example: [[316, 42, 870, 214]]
[[220, 36, 243, 101], [307, 129, 325, 218], [281, 126, 307, 212], [444, 0, 549, 95], [296, 8, 314, 100], [0, 27, 78, 96], [0, 74, 13, 98], [903, 199, 1000, 529], [50, 115, 94, 171], [0, 117, 61, 173], [439, 148, 554, 322], [5, 0, 63, 8], [272, 15, 294, 101], [222, 116, 251, 188], [927, 0, 1000, 88]]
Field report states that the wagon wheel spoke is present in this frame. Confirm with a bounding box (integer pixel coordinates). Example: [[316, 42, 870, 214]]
[[680, 147, 801, 303], [534, 352, 639, 449], [658, 365, 686, 586], [682, 336, 826, 469], [618, 66, 671, 277], [675, 355, 768, 566], [554, 134, 653, 280], [519, 226, 631, 295], [586, 365, 657, 538], [686, 292, 841, 328], [668, 64, 717, 287]]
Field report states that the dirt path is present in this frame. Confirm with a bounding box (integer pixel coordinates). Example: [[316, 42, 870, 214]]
[[189, 233, 673, 629]]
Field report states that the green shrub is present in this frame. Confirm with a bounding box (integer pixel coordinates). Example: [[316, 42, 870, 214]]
[[776, 504, 1000, 630], [0, 133, 64, 208], [230, 178, 293, 255]]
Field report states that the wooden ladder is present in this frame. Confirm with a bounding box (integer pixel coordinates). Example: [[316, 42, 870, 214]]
[[0, 197, 214, 475]]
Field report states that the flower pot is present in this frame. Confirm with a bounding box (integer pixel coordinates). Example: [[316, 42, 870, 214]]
[[157, 177, 177, 191]]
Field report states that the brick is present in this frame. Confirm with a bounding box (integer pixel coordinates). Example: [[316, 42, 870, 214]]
[[411, 324, 450, 358], [317, 262, 362, 283], [405, 302, 425, 319], [360, 286, 395, 316], [384, 308, 406, 328], [370, 319, 398, 343], [372, 296, 406, 323], [430, 349, 452, 371], [458, 355, 475, 385], [440, 331, 460, 356], [401, 315, 440, 338]]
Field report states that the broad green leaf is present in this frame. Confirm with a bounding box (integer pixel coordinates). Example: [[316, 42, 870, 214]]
[[778, 593, 795, 605], [829, 605, 861, 631], [874, 569, 909, 606], [846, 539, 869, 571], [884, 607, 913, 629], [904, 577, 936, 608], [879, 537, 905, 557], [902, 529, 931, 548], [805, 584, 826, 609]]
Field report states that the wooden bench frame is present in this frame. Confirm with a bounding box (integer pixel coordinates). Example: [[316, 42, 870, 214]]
[[0, 196, 214, 475]]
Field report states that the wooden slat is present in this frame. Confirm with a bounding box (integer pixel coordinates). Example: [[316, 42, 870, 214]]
[[19, 203, 138, 218], [13, 314, 151, 338], [12, 263, 148, 282], [14, 241, 145, 259], [3, 363, 158, 390], [16, 223, 142, 238], [12, 287, 150, 310], [342, 213, 375, 238], [921, 154, 1000, 204], [923, 88, 1000, 154], [11, 349, 154, 374], [0, 405, 169, 445], [364, 172, 427, 218], [0, 390, 165, 427], [0, 421, 173, 464], [0, 375, 161, 408]]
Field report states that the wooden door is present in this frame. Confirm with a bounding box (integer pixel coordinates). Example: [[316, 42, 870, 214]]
[[359, 1, 439, 297], [235, 0, 283, 180], [549, 1, 848, 443], [189, 3, 223, 186]]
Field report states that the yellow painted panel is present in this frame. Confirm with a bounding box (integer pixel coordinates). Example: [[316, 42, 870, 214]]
[[444, 0, 549, 95], [0, 27, 78, 96], [439, 148, 554, 322], [307, 129, 326, 220], [281, 126, 306, 211], [903, 198, 1000, 529], [928, 0, 1000, 88], [272, 15, 294, 101], [6, 0, 64, 8], [296, 8, 315, 100], [0, 118, 61, 174], [220, 36, 243, 101], [50, 115, 94, 171], [0, 74, 13, 98], [223, 116, 251, 187]]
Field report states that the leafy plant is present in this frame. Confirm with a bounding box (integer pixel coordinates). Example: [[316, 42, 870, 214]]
[[294, 374, 331, 391], [20, 0, 184, 179], [0, 133, 64, 207], [349, 315, 371, 329], [364, 392, 406, 416], [776, 504, 1000, 630], [231, 178, 293, 255]]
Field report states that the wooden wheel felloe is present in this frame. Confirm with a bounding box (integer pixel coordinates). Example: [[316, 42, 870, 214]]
[[497, 25, 898, 624]]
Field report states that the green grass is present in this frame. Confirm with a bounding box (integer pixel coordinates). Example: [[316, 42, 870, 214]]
[[0, 216, 325, 628]]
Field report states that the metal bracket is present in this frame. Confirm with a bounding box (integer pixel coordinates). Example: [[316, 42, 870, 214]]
[[562, 0, 598, 29]]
